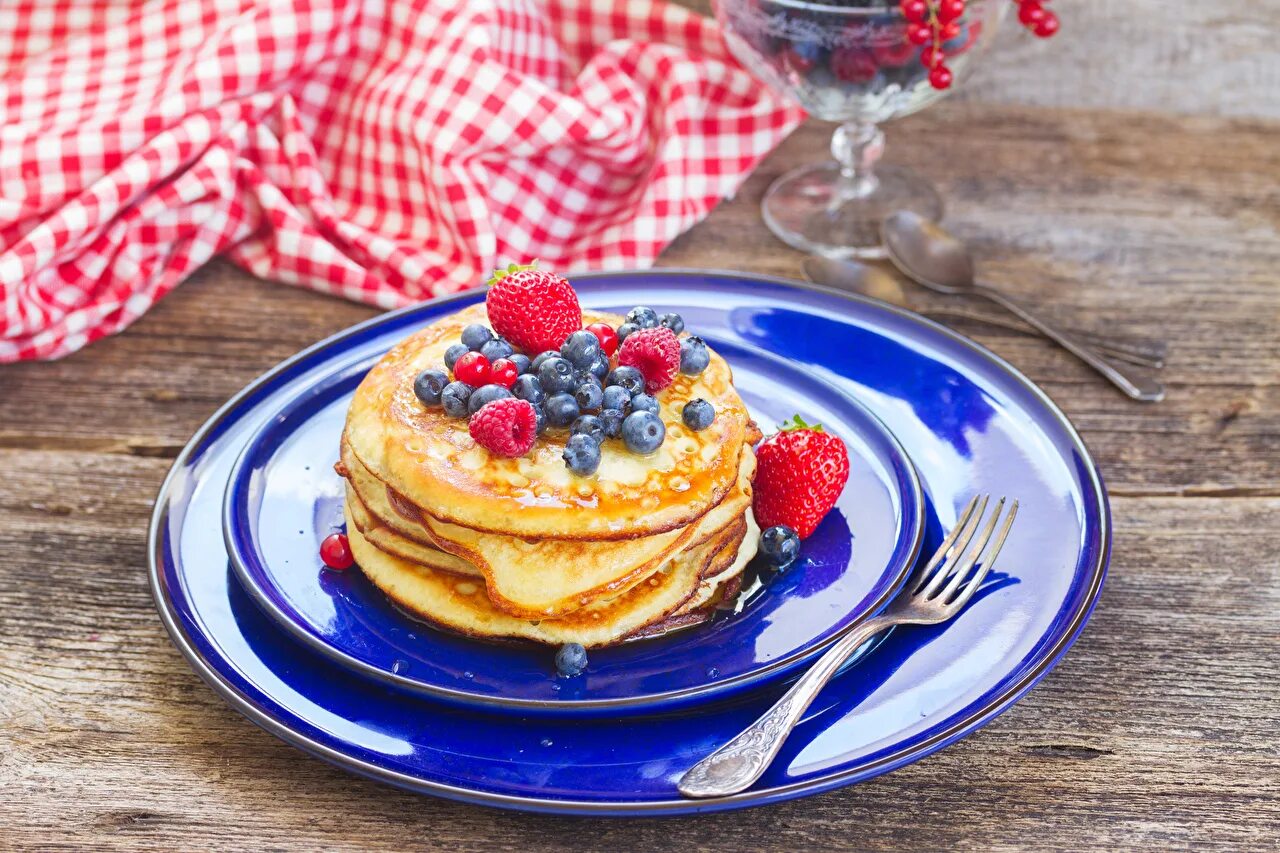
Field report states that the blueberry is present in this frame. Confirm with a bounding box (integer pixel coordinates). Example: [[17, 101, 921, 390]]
[[531, 350, 560, 372], [508, 353, 532, 375], [560, 329, 602, 370], [562, 433, 602, 476], [575, 382, 603, 412], [606, 365, 645, 396], [658, 312, 684, 334], [616, 322, 639, 343], [625, 306, 659, 329], [545, 393, 580, 427], [538, 356, 576, 394], [630, 393, 659, 415], [586, 351, 610, 380], [512, 374, 545, 405], [413, 369, 448, 406], [555, 642, 588, 677], [599, 408, 624, 438], [760, 525, 800, 568], [574, 369, 602, 390], [441, 381, 474, 418], [680, 335, 710, 375], [444, 343, 469, 371], [533, 404, 548, 434], [601, 385, 630, 413], [467, 383, 512, 414], [621, 410, 665, 454], [571, 414, 605, 443], [461, 323, 493, 351], [682, 398, 715, 431], [480, 337, 514, 362]]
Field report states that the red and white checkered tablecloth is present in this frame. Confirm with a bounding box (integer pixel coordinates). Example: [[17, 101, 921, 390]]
[[0, 0, 803, 362]]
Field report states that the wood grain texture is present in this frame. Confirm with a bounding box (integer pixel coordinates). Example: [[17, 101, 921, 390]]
[[1, 100, 1279, 853]]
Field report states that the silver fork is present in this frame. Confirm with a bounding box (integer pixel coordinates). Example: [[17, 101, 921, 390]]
[[678, 495, 1019, 799]]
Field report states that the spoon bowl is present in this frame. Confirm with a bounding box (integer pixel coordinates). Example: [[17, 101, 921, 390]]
[[882, 211, 977, 294]]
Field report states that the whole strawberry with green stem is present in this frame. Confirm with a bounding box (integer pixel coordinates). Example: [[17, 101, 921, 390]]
[[485, 261, 582, 354], [752, 415, 850, 540]]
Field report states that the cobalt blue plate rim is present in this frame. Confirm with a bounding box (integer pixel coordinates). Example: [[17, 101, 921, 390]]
[[219, 337, 925, 713], [147, 269, 1110, 815]]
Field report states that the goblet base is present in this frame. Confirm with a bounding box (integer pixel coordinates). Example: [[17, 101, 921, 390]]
[[761, 162, 942, 259]]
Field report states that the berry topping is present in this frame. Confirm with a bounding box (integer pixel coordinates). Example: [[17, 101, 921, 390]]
[[511, 374, 545, 405], [508, 353, 532, 375], [469, 398, 537, 458], [622, 410, 665, 454], [537, 356, 576, 394], [562, 433, 602, 476], [682, 398, 715, 431], [461, 323, 493, 351], [606, 365, 645, 397], [630, 393, 659, 415], [585, 322, 619, 356], [586, 351, 611, 380], [753, 415, 850, 539], [679, 336, 710, 375], [625, 306, 659, 329], [601, 385, 630, 413], [544, 393, 580, 428], [441, 381, 474, 418], [413, 369, 448, 406], [453, 351, 491, 386], [599, 408, 624, 438], [555, 642, 588, 677], [575, 382, 603, 412], [320, 532, 354, 570], [467, 383, 512, 415], [759, 525, 800, 568], [617, 327, 681, 393], [532, 404, 548, 434], [571, 414, 605, 444], [480, 337, 514, 363], [444, 343, 469, 371], [560, 329, 602, 370], [530, 350, 560, 371], [486, 263, 582, 354], [616, 322, 640, 343], [489, 358, 519, 389], [658, 312, 685, 334]]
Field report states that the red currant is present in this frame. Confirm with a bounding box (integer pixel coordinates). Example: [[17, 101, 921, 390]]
[[489, 357, 518, 389], [586, 322, 619, 356], [919, 45, 945, 68], [320, 533, 354, 570], [874, 39, 919, 68], [1018, 1, 1046, 26], [1033, 11, 1059, 37], [906, 22, 933, 45], [899, 0, 929, 24], [939, 21, 961, 40], [936, 0, 966, 23], [929, 64, 954, 89], [453, 351, 491, 386]]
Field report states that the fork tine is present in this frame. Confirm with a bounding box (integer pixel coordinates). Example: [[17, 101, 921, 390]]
[[936, 497, 1006, 603], [946, 499, 1019, 612], [921, 495, 988, 597], [909, 494, 981, 593]]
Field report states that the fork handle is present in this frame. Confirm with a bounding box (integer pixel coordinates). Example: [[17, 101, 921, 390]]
[[974, 285, 1165, 402], [678, 615, 895, 799]]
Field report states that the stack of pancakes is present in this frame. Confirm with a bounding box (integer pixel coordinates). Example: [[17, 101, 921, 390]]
[[337, 305, 762, 647]]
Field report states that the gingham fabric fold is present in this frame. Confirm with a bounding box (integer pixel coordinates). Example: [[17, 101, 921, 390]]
[[0, 0, 802, 361]]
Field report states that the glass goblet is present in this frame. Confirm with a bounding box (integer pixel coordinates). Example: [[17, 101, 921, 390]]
[[714, 0, 1006, 258]]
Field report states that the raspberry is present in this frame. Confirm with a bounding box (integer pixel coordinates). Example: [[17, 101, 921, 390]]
[[468, 398, 537, 457], [485, 264, 582, 354], [616, 327, 681, 393]]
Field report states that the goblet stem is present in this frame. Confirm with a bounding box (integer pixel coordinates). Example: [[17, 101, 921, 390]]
[[830, 121, 885, 204]]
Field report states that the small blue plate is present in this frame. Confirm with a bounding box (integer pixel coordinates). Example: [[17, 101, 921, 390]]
[[150, 270, 1109, 815], [222, 336, 924, 714]]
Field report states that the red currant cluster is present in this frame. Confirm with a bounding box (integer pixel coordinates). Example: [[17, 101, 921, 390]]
[[901, 0, 1059, 91]]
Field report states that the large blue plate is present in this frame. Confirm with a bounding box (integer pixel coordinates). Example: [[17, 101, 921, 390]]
[[221, 333, 923, 714], [149, 270, 1109, 815]]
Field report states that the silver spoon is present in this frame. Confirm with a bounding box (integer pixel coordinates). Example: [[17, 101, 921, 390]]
[[803, 256, 1165, 369], [881, 212, 1165, 402]]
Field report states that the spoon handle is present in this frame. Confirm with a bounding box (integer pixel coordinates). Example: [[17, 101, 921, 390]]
[[974, 286, 1165, 402]]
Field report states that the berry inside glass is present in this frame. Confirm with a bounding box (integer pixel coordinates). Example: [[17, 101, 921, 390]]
[[714, 0, 1005, 258]]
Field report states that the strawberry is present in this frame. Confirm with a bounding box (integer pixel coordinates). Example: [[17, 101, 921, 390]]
[[752, 415, 850, 539], [469, 398, 538, 457], [485, 262, 581, 354], [617, 327, 680, 393]]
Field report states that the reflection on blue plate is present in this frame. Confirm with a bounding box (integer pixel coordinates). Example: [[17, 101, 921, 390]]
[[150, 270, 1108, 815], [222, 336, 923, 713]]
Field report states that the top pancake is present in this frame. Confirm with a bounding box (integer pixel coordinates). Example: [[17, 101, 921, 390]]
[[344, 303, 753, 540]]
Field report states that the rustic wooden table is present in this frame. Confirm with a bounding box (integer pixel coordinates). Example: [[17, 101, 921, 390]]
[[3, 79, 1279, 853]]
